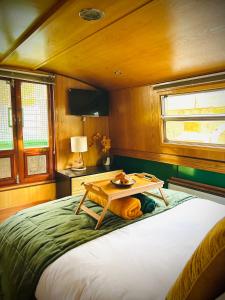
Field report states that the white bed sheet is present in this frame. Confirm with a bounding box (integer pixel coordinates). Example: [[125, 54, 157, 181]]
[[36, 198, 225, 300]]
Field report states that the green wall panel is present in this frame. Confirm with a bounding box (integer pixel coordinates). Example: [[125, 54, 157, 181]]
[[114, 156, 177, 187], [178, 166, 225, 188], [114, 155, 225, 188]]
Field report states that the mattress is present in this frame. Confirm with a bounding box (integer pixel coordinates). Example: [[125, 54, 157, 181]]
[[36, 198, 225, 300]]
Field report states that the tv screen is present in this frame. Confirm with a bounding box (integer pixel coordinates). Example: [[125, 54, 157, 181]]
[[68, 89, 109, 116]]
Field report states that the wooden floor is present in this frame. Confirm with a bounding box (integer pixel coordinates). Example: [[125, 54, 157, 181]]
[[0, 199, 50, 223]]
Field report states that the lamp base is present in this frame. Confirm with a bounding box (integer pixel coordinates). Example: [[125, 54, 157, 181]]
[[71, 166, 87, 171]]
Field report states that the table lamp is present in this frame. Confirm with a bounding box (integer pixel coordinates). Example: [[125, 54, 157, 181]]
[[71, 136, 88, 171]]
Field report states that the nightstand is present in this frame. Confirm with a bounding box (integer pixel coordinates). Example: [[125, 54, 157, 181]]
[[55, 166, 122, 198]]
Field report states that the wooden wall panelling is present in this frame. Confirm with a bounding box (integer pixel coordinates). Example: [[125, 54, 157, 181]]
[[159, 143, 225, 162], [149, 87, 161, 153], [0, 182, 56, 210], [54, 74, 92, 170], [109, 89, 129, 150], [54, 74, 109, 170], [109, 81, 225, 174], [83, 116, 109, 166], [109, 86, 154, 152], [0, 182, 56, 222], [112, 148, 225, 174]]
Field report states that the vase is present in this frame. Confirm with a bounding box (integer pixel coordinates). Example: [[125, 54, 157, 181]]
[[102, 154, 112, 167]]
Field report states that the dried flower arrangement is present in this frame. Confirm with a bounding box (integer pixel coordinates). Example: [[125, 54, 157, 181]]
[[89, 133, 111, 154]]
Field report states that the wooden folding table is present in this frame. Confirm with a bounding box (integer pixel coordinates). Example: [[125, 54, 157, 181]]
[[75, 173, 168, 229]]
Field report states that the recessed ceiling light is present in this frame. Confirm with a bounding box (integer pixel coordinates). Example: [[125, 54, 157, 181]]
[[79, 8, 105, 21]]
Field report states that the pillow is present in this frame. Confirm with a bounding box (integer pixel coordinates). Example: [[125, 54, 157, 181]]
[[166, 217, 225, 300]]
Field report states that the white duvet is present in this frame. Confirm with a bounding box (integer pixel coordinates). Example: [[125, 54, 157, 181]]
[[36, 198, 225, 300]]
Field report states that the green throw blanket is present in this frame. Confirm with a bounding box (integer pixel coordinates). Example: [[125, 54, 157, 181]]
[[134, 193, 158, 213], [0, 188, 193, 300]]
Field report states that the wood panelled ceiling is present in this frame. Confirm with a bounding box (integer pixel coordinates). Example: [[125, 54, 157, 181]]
[[0, 0, 63, 61], [0, 0, 225, 90]]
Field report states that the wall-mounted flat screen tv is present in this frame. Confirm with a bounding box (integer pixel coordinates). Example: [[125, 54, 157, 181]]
[[68, 88, 109, 116]]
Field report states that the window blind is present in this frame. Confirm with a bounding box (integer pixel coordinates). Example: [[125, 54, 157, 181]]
[[0, 68, 55, 85], [153, 71, 225, 90]]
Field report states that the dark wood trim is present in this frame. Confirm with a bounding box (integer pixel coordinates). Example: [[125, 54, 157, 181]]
[[15, 80, 24, 183], [51, 84, 57, 175], [0, 77, 17, 186], [168, 177, 225, 198], [11, 77, 19, 183], [16, 80, 54, 184], [48, 84, 55, 180]]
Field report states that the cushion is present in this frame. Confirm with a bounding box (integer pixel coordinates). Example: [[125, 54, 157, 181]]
[[166, 217, 225, 300]]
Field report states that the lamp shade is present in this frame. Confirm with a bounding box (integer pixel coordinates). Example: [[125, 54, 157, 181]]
[[71, 136, 88, 152]]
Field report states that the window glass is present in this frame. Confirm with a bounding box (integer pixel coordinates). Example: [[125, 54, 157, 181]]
[[162, 89, 225, 146], [21, 82, 49, 148], [0, 79, 13, 150], [165, 120, 225, 145], [164, 90, 225, 116], [0, 157, 11, 179], [27, 155, 47, 175]]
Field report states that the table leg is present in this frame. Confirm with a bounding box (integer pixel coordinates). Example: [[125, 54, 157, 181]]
[[159, 188, 169, 206], [75, 190, 89, 214], [95, 200, 111, 230]]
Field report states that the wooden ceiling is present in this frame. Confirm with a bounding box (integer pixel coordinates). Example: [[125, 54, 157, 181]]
[[0, 0, 225, 90]]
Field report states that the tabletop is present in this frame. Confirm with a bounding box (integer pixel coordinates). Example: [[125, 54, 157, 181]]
[[84, 173, 164, 200]]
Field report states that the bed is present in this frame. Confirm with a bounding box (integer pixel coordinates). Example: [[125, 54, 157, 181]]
[[0, 189, 225, 300]]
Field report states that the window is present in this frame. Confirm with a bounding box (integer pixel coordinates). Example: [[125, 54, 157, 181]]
[[161, 89, 225, 146], [0, 78, 54, 187]]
